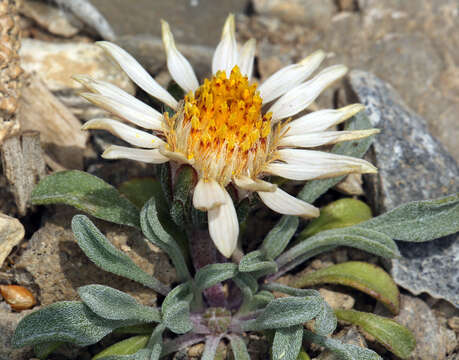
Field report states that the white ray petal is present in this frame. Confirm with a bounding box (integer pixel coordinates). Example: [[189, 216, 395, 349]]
[[269, 65, 348, 121], [212, 14, 238, 76], [102, 145, 169, 163], [280, 129, 380, 148], [74, 75, 163, 130], [80, 92, 163, 131], [258, 50, 325, 104], [238, 38, 256, 80], [97, 41, 178, 109], [161, 20, 199, 93], [288, 104, 365, 135], [265, 149, 377, 180], [207, 188, 239, 258], [193, 178, 226, 211], [233, 175, 277, 192], [82, 118, 164, 148], [258, 187, 319, 219]]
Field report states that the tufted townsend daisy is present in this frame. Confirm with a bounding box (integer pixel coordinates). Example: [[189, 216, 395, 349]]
[[76, 14, 378, 259]]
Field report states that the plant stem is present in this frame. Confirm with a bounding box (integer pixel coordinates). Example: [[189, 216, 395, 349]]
[[189, 228, 227, 307]]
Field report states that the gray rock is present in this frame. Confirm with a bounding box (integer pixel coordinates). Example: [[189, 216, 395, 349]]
[[0, 214, 24, 268], [253, 0, 336, 28], [15, 209, 175, 307], [0, 303, 34, 360], [392, 295, 451, 360], [90, 0, 249, 47], [348, 70, 459, 307]]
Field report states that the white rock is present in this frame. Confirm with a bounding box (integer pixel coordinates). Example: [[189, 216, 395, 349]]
[[0, 213, 25, 268]]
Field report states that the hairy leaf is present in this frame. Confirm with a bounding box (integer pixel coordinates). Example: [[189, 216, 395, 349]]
[[261, 283, 319, 298], [12, 301, 132, 348], [277, 227, 400, 269], [229, 335, 250, 360], [34, 342, 63, 360], [303, 329, 382, 360], [242, 290, 275, 313], [201, 335, 223, 360], [301, 198, 372, 238], [162, 301, 193, 334], [194, 263, 238, 292], [31, 170, 140, 227], [243, 296, 322, 331], [335, 309, 415, 359], [140, 196, 191, 282], [72, 215, 169, 295], [314, 301, 337, 336], [272, 325, 303, 360], [78, 285, 161, 322], [239, 250, 278, 275], [261, 216, 299, 259], [360, 193, 459, 242], [162, 282, 193, 312], [289, 262, 400, 314]]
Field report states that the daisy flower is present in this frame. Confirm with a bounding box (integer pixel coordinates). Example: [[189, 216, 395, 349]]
[[76, 14, 378, 258]]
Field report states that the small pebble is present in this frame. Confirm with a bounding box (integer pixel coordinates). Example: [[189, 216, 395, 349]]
[[0, 284, 37, 311]]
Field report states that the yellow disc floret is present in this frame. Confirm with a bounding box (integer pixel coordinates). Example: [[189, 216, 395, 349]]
[[164, 66, 275, 185]]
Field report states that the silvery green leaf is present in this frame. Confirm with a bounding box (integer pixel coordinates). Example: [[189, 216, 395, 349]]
[[31, 170, 140, 227], [34, 341, 63, 360], [233, 273, 258, 314], [243, 296, 322, 331], [161, 334, 206, 357], [277, 227, 399, 269], [303, 329, 382, 360], [314, 301, 337, 336], [162, 282, 193, 312], [140, 196, 191, 282], [359, 193, 459, 242], [261, 216, 299, 259], [78, 285, 160, 322], [228, 335, 250, 360], [261, 283, 319, 298], [242, 290, 275, 312], [239, 250, 278, 275], [201, 335, 223, 360], [12, 301, 131, 348], [272, 325, 303, 360], [72, 215, 169, 296], [158, 162, 172, 204], [162, 301, 193, 334], [194, 263, 238, 292], [298, 112, 375, 204]]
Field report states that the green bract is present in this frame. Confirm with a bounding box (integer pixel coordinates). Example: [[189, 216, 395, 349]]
[[12, 113, 459, 360]]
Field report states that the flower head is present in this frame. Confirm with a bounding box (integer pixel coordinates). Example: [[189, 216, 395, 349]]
[[77, 14, 378, 258]]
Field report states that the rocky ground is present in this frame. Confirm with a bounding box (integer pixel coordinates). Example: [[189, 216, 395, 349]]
[[0, 0, 458, 359]]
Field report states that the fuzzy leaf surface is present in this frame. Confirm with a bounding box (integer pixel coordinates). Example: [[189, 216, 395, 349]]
[[289, 262, 400, 314], [162, 301, 193, 334], [194, 263, 238, 292], [12, 301, 132, 348], [78, 285, 161, 322], [359, 193, 459, 242], [335, 309, 415, 359], [239, 250, 278, 275], [272, 325, 303, 360], [72, 215, 169, 295], [119, 178, 161, 209], [229, 335, 250, 360], [261, 216, 299, 259], [141, 196, 191, 282], [314, 301, 337, 336], [31, 170, 140, 227], [243, 296, 322, 331]]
